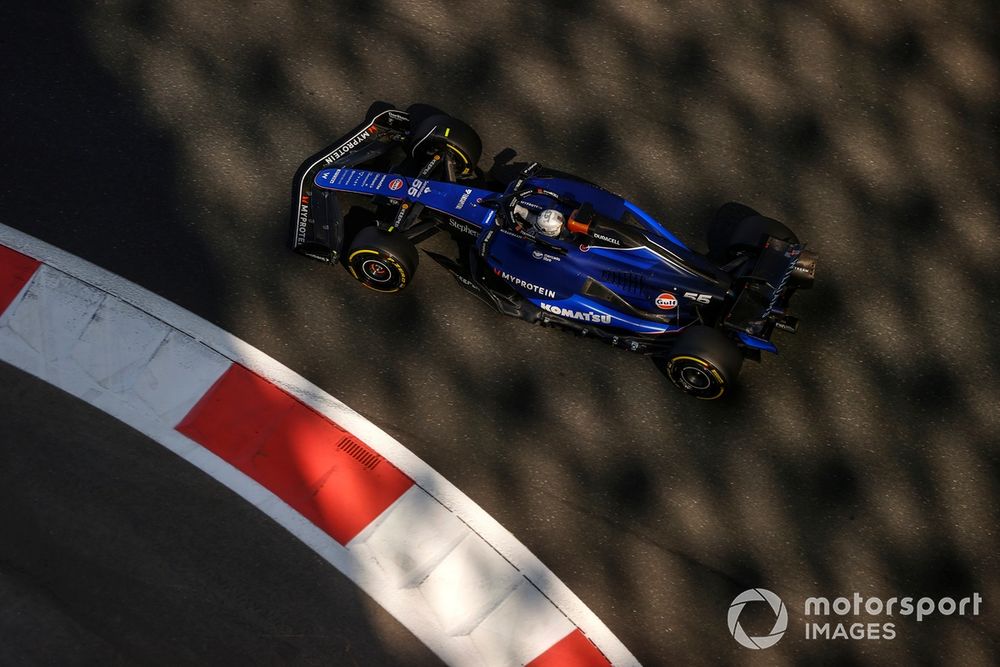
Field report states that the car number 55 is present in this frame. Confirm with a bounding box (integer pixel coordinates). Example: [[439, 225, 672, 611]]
[[684, 292, 712, 304]]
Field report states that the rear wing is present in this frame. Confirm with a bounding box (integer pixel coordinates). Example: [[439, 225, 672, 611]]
[[724, 238, 817, 353]]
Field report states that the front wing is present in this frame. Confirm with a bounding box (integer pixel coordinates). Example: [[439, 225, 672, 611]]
[[290, 105, 411, 262]]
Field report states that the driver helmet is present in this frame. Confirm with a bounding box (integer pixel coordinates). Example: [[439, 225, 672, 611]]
[[535, 209, 565, 237]]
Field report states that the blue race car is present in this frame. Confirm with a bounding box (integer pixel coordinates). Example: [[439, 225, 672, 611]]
[[291, 102, 817, 399]]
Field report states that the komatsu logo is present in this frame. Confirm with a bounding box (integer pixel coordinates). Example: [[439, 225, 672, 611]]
[[493, 269, 555, 298], [324, 129, 372, 164], [540, 302, 613, 324]]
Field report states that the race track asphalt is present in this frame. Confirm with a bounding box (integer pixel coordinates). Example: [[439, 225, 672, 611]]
[[0, 362, 441, 666], [1, 2, 998, 665]]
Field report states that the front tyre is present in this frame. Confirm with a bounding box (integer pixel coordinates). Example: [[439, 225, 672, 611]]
[[346, 226, 419, 293], [653, 326, 743, 399], [409, 112, 482, 178]]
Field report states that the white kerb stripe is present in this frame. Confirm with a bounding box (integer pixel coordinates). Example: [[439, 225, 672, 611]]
[[0, 222, 639, 666]]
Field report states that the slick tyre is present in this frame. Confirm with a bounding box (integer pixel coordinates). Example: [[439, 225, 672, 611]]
[[409, 112, 482, 178], [708, 202, 798, 262], [655, 326, 743, 399], [405, 103, 447, 127], [365, 100, 396, 123], [347, 226, 419, 293]]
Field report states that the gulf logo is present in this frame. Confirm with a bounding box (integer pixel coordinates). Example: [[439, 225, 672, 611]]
[[655, 292, 678, 310], [388, 178, 404, 191]]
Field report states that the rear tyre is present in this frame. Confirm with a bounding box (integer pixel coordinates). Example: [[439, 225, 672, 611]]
[[346, 226, 419, 293], [708, 202, 798, 262], [409, 112, 482, 178], [653, 326, 743, 399]]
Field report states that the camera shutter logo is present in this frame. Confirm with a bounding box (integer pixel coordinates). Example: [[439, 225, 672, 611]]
[[728, 588, 788, 649]]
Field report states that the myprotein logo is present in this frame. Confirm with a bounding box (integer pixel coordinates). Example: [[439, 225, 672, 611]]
[[295, 196, 310, 244], [728, 589, 788, 650], [494, 268, 555, 298], [324, 128, 372, 164]]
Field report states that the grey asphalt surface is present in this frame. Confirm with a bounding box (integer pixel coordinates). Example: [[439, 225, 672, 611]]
[[2, 1, 999, 666], [0, 363, 440, 666]]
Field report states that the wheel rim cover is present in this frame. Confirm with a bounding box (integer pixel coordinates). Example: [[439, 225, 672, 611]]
[[362, 259, 393, 283]]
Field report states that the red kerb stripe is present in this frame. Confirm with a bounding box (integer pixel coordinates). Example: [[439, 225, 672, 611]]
[[177, 364, 413, 545], [0, 245, 41, 314], [527, 629, 612, 667]]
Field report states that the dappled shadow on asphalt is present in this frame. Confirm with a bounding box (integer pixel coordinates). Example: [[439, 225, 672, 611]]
[[4, 0, 998, 664]]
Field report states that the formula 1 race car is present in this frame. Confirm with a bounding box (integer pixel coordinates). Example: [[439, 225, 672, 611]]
[[290, 102, 817, 399]]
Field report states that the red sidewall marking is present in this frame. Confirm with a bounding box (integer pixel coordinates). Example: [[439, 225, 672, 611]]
[[0, 246, 41, 313], [177, 365, 414, 545], [527, 629, 611, 667]]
